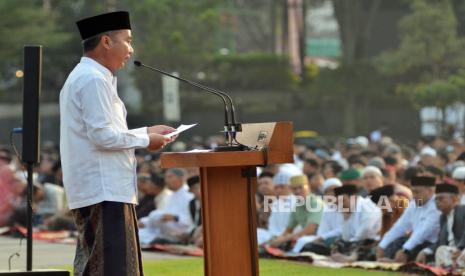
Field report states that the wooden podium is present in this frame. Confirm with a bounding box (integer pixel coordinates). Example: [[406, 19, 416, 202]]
[[161, 122, 293, 276]]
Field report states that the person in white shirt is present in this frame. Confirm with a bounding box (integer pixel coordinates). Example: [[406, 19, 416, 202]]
[[331, 184, 382, 262], [135, 173, 172, 219], [60, 11, 175, 276], [361, 166, 384, 193], [187, 176, 203, 247], [316, 178, 345, 240], [451, 166, 465, 205], [376, 176, 441, 263], [269, 175, 323, 251], [138, 169, 194, 245], [256, 170, 297, 245], [36, 182, 65, 217], [416, 183, 465, 267], [295, 178, 344, 254]]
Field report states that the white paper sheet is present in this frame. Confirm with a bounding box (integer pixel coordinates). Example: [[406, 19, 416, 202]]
[[187, 149, 211, 153], [164, 123, 197, 138]]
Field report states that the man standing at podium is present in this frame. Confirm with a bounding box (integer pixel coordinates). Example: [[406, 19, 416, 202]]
[[60, 11, 175, 276]]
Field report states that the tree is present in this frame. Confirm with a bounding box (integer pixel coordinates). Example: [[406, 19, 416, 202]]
[[332, 0, 381, 64], [0, 0, 71, 102], [309, 0, 382, 136], [225, 0, 279, 53], [124, 0, 222, 113], [376, 0, 465, 134]]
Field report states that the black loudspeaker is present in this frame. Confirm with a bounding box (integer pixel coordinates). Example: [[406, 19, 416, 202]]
[[22, 45, 42, 164], [2, 46, 70, 276]]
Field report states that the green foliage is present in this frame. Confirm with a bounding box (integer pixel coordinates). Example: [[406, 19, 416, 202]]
[[0, 0, 71, 101], [412, 69, 465, 108], [50, 0, 109, 88], [204, 53, 294, 90], [307, 62, 390, 107], [376, 0, 465, 108], [123, 0, 222, 112]]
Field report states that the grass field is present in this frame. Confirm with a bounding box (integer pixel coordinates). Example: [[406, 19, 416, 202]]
[[65, 258, 404, 275]]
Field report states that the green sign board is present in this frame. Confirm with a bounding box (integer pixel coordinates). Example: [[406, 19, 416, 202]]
[[307, 38, 341, 57]]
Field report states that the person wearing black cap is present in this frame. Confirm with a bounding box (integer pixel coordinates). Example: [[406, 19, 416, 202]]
[[136, 173, 171, 219], [60, 11, 177, 276], [138, 168, 194, 245], [369, 185, 409, 237], [330, 184, 382, 262], [187, 176, 202, 228], [416, 183, 465, 267], [187, 176, 203, 247], [376, 176, 441, 263]]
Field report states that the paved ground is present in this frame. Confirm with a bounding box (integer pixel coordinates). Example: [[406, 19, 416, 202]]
[[0, 236, 189, 271]]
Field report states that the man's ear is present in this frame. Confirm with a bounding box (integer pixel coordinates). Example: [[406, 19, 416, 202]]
[[101, 35, 112, 50]]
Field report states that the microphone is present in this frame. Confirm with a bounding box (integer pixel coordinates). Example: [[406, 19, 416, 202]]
[[134, 60, 243, 150]]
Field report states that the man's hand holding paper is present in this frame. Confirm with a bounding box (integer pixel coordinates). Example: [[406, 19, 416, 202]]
[[164, 124, 197, 139]]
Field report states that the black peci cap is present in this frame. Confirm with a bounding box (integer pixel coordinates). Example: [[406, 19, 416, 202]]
[[187, 176, 200, 188], [369, 185, 394, 204], [436, 183, 459, 195], [76, 11, 131, 40], [334, 184, 358, 196], [411, 176, 435, 187]]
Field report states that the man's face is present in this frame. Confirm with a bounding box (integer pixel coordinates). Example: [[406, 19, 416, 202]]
[[324, 186, 337, 196], [34, 186, 45, 202], [362, 172, 383, 192], [189, 183, 201, 199], [106, 29, 133, 71], [412, 186, 434, 206], [165, 171, 183, 191], [39, 158, 54, 174], [420, 154, 435, 167], [435, 193, 458, 214], [137, 175, 151, 194], [323, 186, 337, 205], [323, 165, 335, 178], [274, 184, 291, 196], [257, 177, 274, 196], [290, 184, 307, 197], [310, 174, 324, 193], [341, 194, 357, 210], [303, 163, 317, 175]]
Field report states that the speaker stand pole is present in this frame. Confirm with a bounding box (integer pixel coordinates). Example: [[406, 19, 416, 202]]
[[26, 162, 33, 271]]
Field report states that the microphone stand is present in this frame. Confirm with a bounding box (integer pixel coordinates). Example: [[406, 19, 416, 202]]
[[134, 61, 245, 151]]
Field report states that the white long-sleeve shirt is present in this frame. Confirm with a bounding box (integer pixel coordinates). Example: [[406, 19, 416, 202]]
[[341, 196, 382, 242], [140, 185, 194, 229], [60, 57, 149, 209], [154, 188, 172, 210], [317, 205, 344, 240], [267, 195, 296, 236], [379, 196, 441, 251], [138, 186, 194, 244]]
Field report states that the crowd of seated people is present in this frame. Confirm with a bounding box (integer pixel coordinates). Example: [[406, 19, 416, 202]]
[[3, 132, 465, 271], [255, 134, 465, 270]]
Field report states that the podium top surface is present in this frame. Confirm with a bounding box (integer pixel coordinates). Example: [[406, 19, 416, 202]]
[[161, 150, 292, 168], [161, 121, 294, 168]]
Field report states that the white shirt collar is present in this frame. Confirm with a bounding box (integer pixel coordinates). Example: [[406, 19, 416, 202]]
[[417, 195, 435, 208], [80, 57, 114, 80], [448, 208, 455, 218]]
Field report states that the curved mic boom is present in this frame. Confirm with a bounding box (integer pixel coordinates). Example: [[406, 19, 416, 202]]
[[134, 60, 240, 141], [134, 61, 236, 124]]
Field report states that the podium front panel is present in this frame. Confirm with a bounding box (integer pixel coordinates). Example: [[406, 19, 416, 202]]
[[200, 166, 259, 276]]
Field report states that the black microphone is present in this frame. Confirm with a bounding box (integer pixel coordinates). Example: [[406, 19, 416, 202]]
[[134, 61, 242, 149]]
